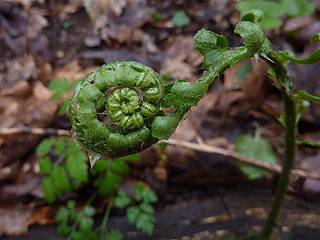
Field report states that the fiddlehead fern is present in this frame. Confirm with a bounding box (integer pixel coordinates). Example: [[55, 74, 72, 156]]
[[68, 10, 269, 164], [68, 61, 185, 162]]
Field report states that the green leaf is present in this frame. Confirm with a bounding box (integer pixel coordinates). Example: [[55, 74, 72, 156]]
[[54, 137, 67, 155], [278, 0, 316, 17], [172, 10, 191, 27], [64, 140, 89, 183], [67, 199, 76, 209], [49, 78, 69, 99], [115, 191, 131, 208], [236, 1, 285, 29], [105, 229, 123, 240], [70, 231, 83, 240], [133, 183, 144, 202], [51, 165, 72, 191], [235, 130, 276, 179], [39, 156, 53, 174], [55, 206, 70, 223], [65, 140, 88, 159], [59, 97, 70, 114], [36, 137, 55, 156], [234, 21, 265, 57], [279, 33, 320, 64], [57, 223, 70, 235], [139, 202, 154, 214], [66, 154, 89, 183], [98, 171, 122, 195], [141, 189, 158, 203], [126, 206, 141, 223], [241, 9, 264, 23], [78, 215, 94, 232], [111, 159, 130, 175], [135, 212, 156, 234], [152, 11, 162, 22], [83, 205, 95, 216], [193, 29, 228, 68], [66, 200, 77, 220], [92, 159, 109, 172], [41, 176, 57, 204]]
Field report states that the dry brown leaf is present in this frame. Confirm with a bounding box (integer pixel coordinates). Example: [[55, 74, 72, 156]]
[[0, 80, 59, 166], [0, 205, 32, 236]]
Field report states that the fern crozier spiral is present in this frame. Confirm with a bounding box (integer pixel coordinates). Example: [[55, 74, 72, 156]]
[[68, 61, 164, 159]]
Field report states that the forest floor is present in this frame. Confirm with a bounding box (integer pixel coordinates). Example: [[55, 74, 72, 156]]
[[1, 0, 320, 239]]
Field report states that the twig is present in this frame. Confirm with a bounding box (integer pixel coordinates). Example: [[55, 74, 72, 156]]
[[159, 139, 320, 180], [1, 127, 319, 180], [0, 127, 70, 136]]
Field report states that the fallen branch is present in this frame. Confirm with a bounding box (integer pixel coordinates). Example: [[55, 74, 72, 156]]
[[159, 139, 320, 180], [1, 127, 319, 180]]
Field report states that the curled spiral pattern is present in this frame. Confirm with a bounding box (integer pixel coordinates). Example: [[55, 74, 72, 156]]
[[68, 61, 164, 159]]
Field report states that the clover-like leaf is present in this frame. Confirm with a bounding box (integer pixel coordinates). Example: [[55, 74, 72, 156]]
[[115, 191, 131, 208], [172, 10, 191, 27], [49, 78, 69, 99], [97, 171, 122, 195], [36, 137, 55, 156], [235, 130, 276, 179]]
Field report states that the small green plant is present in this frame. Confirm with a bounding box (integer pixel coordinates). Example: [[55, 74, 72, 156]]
[[236, 0, 316, 29], [152, 11, 162, 22], [172, 10, 191, 27], [36, 137, 88, 203], [92, 154, 141, 196], [115, 183, 158, 234], [55, 199, 124, 240], [36, 135, 157, 239], [235, 128, 276, 179], [49, 77, 81, 114]]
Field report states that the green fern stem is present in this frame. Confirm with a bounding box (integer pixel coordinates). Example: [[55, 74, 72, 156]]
[[260, 51, 297, 240]]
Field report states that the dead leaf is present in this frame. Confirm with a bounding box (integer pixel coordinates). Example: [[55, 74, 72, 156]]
[[1, 174, 40, 198], [0, 204, 32, 236], [0, 3, 49, 57], [161, 36, 202, 81]]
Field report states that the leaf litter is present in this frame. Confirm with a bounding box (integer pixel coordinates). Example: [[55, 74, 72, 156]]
[[1, 0, 320, 238]]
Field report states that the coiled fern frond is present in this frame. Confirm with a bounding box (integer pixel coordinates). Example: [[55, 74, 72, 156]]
[[68, 10, 278, 164], [68, 61, 186, 161]]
